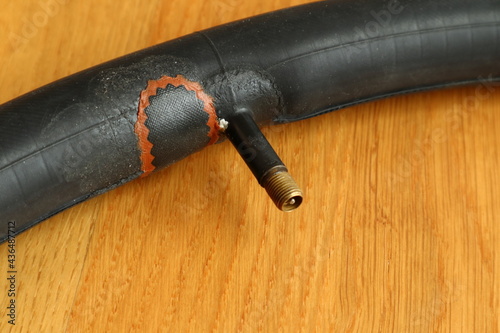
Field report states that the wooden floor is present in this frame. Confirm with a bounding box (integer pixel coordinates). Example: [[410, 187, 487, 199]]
[[0, 0, 499, 332]]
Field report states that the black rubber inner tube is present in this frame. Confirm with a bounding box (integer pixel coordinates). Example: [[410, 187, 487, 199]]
[[1, 0, 499, 242]]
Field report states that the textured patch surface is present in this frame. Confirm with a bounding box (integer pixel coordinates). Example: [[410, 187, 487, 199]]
[[135, 76, 219, 176]]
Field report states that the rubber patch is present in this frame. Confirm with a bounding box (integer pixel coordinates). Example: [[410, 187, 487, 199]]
[[134, 75, 219, 176]]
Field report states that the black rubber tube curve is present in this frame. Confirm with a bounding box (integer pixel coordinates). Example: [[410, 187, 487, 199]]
[[1, 0, 499, 242]]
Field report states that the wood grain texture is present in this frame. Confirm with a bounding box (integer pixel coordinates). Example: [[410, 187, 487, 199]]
[[0, 0, 499, 332]]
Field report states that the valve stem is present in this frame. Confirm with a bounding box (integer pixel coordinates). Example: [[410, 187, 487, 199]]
[[224, 109, 303, 212], [261, 166, 303, 211]]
